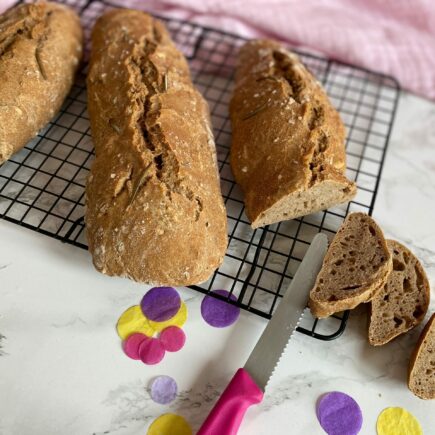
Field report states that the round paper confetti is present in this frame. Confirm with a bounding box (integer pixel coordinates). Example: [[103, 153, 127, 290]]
[[200, 290, 240, 328], [141, 287, 181, 322], [160, 326, 186, 352], [123, 333, 149, 360], [147, 414, 192, 435], [116, 305, 155, 340], [150, 376, 178, 405], [148, 301, 188, 333], [139, 337, 165, 365], [377, 407, 422, 435], [316, 391, 363, 435]]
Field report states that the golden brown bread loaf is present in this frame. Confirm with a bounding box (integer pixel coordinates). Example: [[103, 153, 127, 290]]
[[230, 40, 356, 228], [86, 9, 228, 286], [0, 1, 83, 164]]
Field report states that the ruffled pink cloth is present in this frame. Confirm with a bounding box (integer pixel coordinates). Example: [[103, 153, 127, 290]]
[[3, 0, 435, 99]]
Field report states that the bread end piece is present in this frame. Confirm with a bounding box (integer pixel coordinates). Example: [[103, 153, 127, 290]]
[[368, 240, 430, 346], [308, 212, 392, 318], [408, 313, 435, 400]]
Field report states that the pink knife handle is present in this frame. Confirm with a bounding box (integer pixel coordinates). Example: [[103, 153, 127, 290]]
[[197, 368, 264, 435]]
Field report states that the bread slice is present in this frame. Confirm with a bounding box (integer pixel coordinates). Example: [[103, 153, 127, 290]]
[[408, 313, 435, 399], [368, 240, 430, 346], [229, 40, 356, 229], [309, 213, 392, 318]]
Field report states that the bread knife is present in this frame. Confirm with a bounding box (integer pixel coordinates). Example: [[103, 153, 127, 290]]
[[197, 233, 328, 435]]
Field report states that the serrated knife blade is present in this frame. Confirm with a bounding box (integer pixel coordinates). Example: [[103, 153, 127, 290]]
[[244, 232, 328, 391], [198, 233, 329, 435]]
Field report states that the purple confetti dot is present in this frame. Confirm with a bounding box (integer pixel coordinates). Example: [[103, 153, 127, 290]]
[[150, 375, 178, 405], [201, 290, 240, 328], [140, 287, 181, 322], [317, 391, 363, 435]]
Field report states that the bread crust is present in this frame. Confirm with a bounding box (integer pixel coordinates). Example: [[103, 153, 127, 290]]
[[86, 9, 228, 286], [0, 1, 83, 164], [311, 273, 389, 319], [229, 40, 356, 228]]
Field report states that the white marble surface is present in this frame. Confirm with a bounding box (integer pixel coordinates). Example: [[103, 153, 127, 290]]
[[1, 92, 435, 435]]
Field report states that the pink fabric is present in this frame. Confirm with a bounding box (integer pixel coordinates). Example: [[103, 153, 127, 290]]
[[132, 0, 435, 99], [2, 0, 435, 99]]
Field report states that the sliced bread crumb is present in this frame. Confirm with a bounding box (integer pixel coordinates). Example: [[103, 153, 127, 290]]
[[408, 313, 435, 400], [368, 240, 430, 346], [309, 212, 392, 318]]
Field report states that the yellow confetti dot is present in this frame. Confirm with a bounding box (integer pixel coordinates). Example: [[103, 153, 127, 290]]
[[377, 407, 422, 435], [147, 413, 192, 435], [116, 305, 155, 340], [148, 301, 188, 332]]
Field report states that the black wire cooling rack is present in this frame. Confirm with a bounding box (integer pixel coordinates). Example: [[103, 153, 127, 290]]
[[1, 0, 400, 340]]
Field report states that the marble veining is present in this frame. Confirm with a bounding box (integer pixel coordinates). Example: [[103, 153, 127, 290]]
[[94, 379, 223, 434], [0, 92, 435, 435], [0, 334, 5, 357]]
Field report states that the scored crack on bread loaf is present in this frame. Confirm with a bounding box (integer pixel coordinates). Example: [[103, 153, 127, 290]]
[[408, 313, 435, 399], [309, 213, 392, 318], [86, 9, 228, 286], [229, 40, 356, 228], [0, 1, 83, 164], [368, 240, 430, 346]]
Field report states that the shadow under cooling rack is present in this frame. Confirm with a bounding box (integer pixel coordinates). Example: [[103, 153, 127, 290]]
[[1, 0, 400, 340]]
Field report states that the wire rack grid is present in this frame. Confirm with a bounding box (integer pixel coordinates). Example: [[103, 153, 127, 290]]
[[1, 0, 400, 340]]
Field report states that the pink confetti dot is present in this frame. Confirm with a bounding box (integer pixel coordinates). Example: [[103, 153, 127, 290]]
[[139, 337, 166, 365], [123, 333, 149, 360], [160, 326, 186, 352]]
